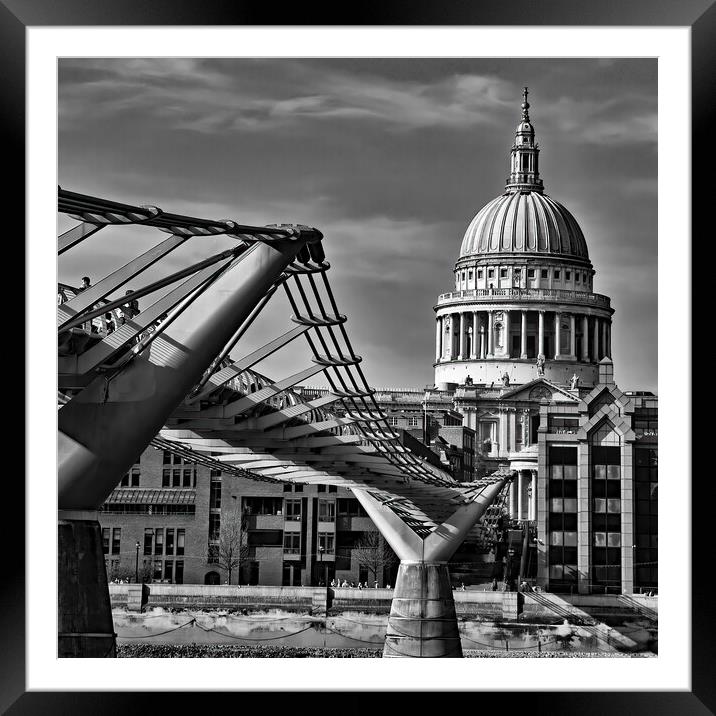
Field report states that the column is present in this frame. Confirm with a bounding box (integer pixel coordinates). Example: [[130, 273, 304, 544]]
[[479, 314, 486, 359], [499, 411, 506, 456], [503, 310, 511, 357], [593, 317, 599, 361], [601, 319, 607, 360], [529, 470, 537, 521], [581, 315, 589, 361], [470, 312, 478, 359], [458, 312, 466, 360], [554, 312, 561, 359], [487, 311, 494, 357], [569, 314, 576, 358], [517, 471, 524, 521], [451, 313, 458, 359], [509, 477, 518, 518], [435, 316, 442, 363], [538, 310, 545, 356], [520, 310, 528, 359]]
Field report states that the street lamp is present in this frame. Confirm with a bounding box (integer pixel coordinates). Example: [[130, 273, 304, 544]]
[[135, 541, 140, 583], [318, 544, 325, 586]]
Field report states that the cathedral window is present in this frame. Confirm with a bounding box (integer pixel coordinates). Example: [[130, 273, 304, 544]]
[[565, 271, 571, 280], [477, 270, 483, 279], [541, 269, 548, 279], [500, 268, 507, 278], [554, 270, 561, 280], [528, 269, 535, 278], [488, 269, 495, 278]]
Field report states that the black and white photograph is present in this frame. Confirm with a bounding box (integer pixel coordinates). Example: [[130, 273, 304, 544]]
[[55, 55, 663, 664]]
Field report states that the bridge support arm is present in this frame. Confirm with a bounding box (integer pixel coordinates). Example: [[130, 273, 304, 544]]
[[351, 479, 507, 658], [58, 239, 305, 510]]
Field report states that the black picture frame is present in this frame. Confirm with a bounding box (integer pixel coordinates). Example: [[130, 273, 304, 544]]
[[7, 0, 708, 711]]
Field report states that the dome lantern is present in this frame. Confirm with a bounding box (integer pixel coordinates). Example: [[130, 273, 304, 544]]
[[506, 87, 543, 193]]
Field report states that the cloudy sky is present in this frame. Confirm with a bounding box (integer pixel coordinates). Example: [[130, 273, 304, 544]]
[[58, 58, 657, 392]]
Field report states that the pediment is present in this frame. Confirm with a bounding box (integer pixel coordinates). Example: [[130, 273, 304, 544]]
[[499, 378, 578, 404]]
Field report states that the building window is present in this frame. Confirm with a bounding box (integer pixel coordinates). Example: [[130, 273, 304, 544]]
[[633, 407, 658, 439], [102, 528, 110, 555], [565, 271, 571, 280], [283, 483, 292, 492], [207, 545, 219, 564], [166, 528, 174, 556], [328, 485, 337, 493], [120, 465, 140, 487], [111, 528, 121, 555], [153, 560, 163, 580], [154, 528, 164, 556], [407, 416, 420, 427], [294, 484, 303, 493], [285, 499, 302, 521], [468, 270, 473, 281], [477, 269, 483, 279], [242, 496, 284, 515], [175, 561, 184, 584], [500, 268, 508, 278], [548, 416, 579, 434], [318, 532, 335, 555], [164, 560, 174, 582], [527, 269, 535, 278], [388, 416, 400, 426], [283, 533, 301, 555], [634, 448, 658, 591], [210, 469, 222, 478], [210, 481, 222, 509], [337, 498, 368, 517], [554, 270, 561, 280], [143, 528, 153, 556], [548, 447, 578, 593], [488, 269, 495, 278], [576, 273, 580, 283], [317, 484, 326, 493], [591, 445, 622, 594], [541, 269, 548, 279], [209, 514, 221, 542], [177, 529, 185, 556], [161, 454, 197, 488], [318, 499, 336, 522]]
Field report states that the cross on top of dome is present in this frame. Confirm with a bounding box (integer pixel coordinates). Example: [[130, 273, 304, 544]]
[[521, 86, 530, 120]]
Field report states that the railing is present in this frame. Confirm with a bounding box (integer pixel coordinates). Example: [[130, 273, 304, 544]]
[[437, 287, 611, 307]]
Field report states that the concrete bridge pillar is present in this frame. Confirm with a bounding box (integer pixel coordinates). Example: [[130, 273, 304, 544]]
[[58, 515, 115, 657], [352, 479, 507, 658]]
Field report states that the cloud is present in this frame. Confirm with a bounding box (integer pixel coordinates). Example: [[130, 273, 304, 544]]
[[538, 95, 657, 146], [59, 59, 516, 135]]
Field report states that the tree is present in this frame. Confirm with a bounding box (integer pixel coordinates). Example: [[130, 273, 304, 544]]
[[352, 530, 397, 586], [216, 504, 250, 585]]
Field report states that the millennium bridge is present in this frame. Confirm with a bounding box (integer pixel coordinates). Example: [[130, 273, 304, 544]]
[[57, 188, 510, 658]]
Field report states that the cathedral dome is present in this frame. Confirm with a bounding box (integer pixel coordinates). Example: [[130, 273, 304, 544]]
[[458, 87, 589, 263], [459, 190, 589, 260]]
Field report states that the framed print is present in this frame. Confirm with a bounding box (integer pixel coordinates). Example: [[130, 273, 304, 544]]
[[7, 0, 710, 711]]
